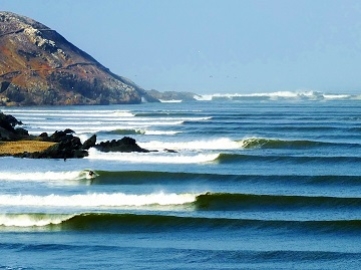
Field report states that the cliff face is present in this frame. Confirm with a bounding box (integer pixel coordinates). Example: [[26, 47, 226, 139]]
[[0, 11, 145, 106]]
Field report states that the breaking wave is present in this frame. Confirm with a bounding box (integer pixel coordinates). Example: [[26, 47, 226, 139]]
[[0, 171, 83, 182], [239, 137, 360, 149], [138, 137, 241, 151], [194, 91, 361, 102], [87, 148, 219, 164], [0, 192, 198, 208], [2, 212, 361, 236]]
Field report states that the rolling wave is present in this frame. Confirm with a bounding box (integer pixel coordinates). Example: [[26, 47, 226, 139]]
[[195, 91, 361, 102], [3, 169, 361, 188], [216, 153, 361, 164], [86, 170, 361, 187], [1, 191, 360, 212], [0, 213, 74, 227], [0, 192, 198, 208], [2, 213, 361, 236], [194, 193, 361, 210], [239, 137, 357, 149], [104, 129, 145, 135], [138, 138, 241, 151], [104, 129, 179, 136], [0, 171, 82, 182], [87, 148, 219, 164]]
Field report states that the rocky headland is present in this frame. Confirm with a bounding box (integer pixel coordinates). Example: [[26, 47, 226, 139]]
[[0, 11, 160, 106], [0, 111, 149, 159], [0, 11, 201, 106]]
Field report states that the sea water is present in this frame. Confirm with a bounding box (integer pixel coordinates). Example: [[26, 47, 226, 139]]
[[1, 91, 361, 269]]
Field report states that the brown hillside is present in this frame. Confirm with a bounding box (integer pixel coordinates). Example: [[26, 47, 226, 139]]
[[0, 11, 150, 106]]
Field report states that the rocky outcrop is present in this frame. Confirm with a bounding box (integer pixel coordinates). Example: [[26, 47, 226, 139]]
[[94, 136, 149, 153], [0, 111, 26, 140], [0, 11, 155, 106], [1, 111, 151, 159]]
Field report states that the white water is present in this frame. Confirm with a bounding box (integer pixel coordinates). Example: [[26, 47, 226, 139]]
[[0, 213, 74, 227], [194, 91, 361, 101], [0, 192, 198, 208], [87, 148, 220, 164], [0, 171, 83, 182], [138, 138, 242, 151]]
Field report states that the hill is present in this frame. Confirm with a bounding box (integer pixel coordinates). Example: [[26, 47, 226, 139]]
[[0, 11, 156, 106]]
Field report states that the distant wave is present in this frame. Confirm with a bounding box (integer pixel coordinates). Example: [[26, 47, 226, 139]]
[[215, 153, 361, 164], [134, 111, 202, 117], [87, 148, 219, 164], [138, 137, 241, 151], [159, 99, 183, 103], [105, 129, 146, 135], [2, 213, 361, 236], [104, 129, 179, 136], [194, 91, 361, 102], [2, 109, 135, 118], [239, 137, 359, 149]]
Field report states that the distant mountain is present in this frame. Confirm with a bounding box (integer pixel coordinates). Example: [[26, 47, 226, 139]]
[[0, 11, 156, 106]]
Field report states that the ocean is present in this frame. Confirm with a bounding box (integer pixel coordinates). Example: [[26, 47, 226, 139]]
[[1, 91, 361, 269]]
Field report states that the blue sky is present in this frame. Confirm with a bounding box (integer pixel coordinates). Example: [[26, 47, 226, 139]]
[[2, 0, 361, 94]]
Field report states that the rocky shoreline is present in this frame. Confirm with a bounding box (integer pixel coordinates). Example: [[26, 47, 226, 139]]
[[0, 111, 149, 159]]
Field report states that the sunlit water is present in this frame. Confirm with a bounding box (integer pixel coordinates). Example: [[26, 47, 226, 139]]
[[1, 93, 361, 269]]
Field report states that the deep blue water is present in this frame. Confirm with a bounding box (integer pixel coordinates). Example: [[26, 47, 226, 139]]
[[1, 94, 361, 269]]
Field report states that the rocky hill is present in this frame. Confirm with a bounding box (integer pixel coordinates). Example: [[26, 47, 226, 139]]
[[0, 11, 156, 106]]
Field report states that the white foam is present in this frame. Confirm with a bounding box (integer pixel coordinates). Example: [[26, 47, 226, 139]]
[[159, 99, 183, 103], [195, 91, 361, 101], [0, 171, 82, 182], [87, 148, 219, 164], [0, 192, 198, 208], [144, 130, 180, 136], [138, 138, 241, 151], [2, 110, 135, 118], [0, 214, 74, 227]]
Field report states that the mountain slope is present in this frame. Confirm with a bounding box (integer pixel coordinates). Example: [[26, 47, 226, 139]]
[[0, 11, 150, 106]]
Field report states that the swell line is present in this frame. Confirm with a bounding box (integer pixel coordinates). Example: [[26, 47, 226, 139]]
[[194, 193, 361, 211], [2, 213, 361, 235], [240, 137, 361, 149], [216, 153, 361, 164], [90, 171, 361, 187], [2, 170, 361, 188]]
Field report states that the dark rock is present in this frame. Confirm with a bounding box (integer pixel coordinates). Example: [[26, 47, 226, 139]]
[[1, 111, 151, 159], [64, 128, 75, 134], [0, 126, 14, 140], [38, 132, 48, 139], [0, 112, 24, 140], [49, 130, 67, 142], [94, 136, 149, 153], [15, 127, 29, 136], [19, 130, 89, 159], [82, 134, 97, 150]]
